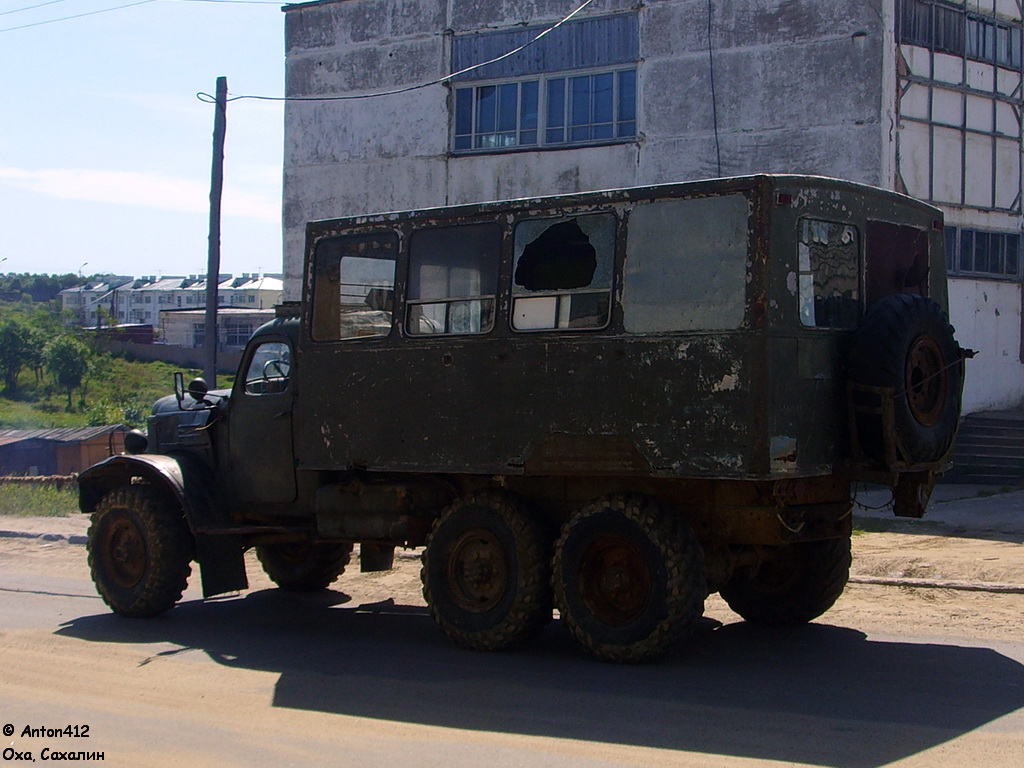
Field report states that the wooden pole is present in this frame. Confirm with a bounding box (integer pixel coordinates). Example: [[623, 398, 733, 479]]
[[204, 76, 227, 387]]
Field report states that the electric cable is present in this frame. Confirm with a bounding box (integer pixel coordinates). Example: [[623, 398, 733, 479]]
[[707, 0, 723, 176], [0, 0, 73, 18], [204, 0, 597, 104], [0, 0, 155, 32]]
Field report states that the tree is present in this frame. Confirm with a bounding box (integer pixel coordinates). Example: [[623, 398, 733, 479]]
[[0, 317, 33, 393], [45, 334, 92, 409]]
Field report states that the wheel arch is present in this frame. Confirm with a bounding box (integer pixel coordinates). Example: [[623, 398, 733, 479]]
[[78, 453, 218, 535]]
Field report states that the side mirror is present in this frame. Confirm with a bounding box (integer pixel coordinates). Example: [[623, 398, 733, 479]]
[[187, 377, 209, 402], [174, 372, 185, 405]]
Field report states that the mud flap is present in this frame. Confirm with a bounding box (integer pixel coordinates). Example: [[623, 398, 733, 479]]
[[893, 471, 937, 519], [195, 536, 249, 597]]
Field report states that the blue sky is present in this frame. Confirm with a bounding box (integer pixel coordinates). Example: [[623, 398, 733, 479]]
[[0, 0, 286, 279]]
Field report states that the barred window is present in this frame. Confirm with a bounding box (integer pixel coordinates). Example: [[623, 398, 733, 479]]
[[946, 226, 1021, 279]]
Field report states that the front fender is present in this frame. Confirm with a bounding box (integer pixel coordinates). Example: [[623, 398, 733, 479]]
[[78, 452, 224, 535]]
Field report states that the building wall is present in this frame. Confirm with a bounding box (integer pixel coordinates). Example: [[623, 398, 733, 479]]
[[283, 0, 887, 294]]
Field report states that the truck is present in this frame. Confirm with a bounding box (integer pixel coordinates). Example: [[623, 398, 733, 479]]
[[77, 174, 967, 663]]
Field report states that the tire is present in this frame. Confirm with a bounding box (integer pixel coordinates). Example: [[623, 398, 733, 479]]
[[88, 485, 193, 618], [256, 541, 353, 591], [719, 537, 851, 626], [848, 293, 961, 464], [421, 491, 552, 651], [552, 494, 706, 664]]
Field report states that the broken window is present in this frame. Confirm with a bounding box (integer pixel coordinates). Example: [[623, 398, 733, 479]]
[[622, 194, 749, 333], [511, 213, 615, 330], [311, 232, 397, 341], [799, 220, 860, 329], [406, 223, 500, 335]]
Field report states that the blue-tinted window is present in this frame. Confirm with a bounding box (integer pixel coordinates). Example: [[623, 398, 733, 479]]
[[455, 69, 636, 152]]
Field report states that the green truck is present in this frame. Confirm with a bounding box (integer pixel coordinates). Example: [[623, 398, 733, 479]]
[[78, 174, 967, 662]]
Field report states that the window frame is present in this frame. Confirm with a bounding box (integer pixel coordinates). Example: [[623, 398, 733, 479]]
[[509, 211, 617, 333], [946, 225, 1022, 280], [452, 66, 638, 154], [404, 222, 501, 337]]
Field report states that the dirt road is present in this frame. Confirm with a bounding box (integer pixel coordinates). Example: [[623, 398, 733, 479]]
[[0, 503, 1022, 767]]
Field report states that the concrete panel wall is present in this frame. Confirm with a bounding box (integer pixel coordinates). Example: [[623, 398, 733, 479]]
[[282, 0, 888, 297], [948, 278, 1024, 413]]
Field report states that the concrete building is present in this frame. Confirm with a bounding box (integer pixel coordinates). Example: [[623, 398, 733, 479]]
[[61, 274, 283, 330], [159, 308, 277, 351], [281, 0, 1023, 413]]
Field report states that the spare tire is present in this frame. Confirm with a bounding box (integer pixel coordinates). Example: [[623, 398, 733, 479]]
[[848, 293, 962, 465]]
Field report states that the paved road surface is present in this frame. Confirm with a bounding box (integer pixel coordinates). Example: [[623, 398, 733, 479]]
[[1, 528, 1022, 768]]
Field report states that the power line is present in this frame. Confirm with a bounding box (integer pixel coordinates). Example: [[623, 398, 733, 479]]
[[0, 0, 73, 18], [0, 0, 275, 32], [209, 0, 597, 104], [0, 0, 156, 32]]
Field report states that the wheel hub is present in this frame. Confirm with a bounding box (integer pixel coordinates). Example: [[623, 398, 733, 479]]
[[578, 534, 652, 626], [103, 515, 147, 589], [447, 528, 509, 613], [905, 334, 947, 427]]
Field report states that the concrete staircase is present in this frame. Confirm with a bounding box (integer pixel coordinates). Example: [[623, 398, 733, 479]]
[[946, 411, 1024, 485]]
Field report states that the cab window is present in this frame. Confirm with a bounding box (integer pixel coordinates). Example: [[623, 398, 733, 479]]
[[243, 341, 291, 395]]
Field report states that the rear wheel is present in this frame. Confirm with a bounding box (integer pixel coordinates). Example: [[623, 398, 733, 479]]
[[719, 537, 851, 625], [421, 491, 552, 651], [552, 494, 706, 664], [256, 541, 352, 591], [88, 485, 193, 617]]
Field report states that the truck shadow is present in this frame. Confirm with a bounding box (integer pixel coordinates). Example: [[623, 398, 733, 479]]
[[58, 588, 1024, 768]]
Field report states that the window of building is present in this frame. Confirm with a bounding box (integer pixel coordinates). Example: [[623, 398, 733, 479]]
[[406, 223, 500, 335], [946, 225, 1021, 278], [899, 0, 1023, 69], [311, 232, 398, 341], [452, 13, 638, 153], [511, 213, 615, 331], [192, 323, 205, 348], [226, 323, 253, 346]]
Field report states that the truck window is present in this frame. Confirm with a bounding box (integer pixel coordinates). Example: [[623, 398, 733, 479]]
[[311, 232, 398, 341], [511, 213, 615, 330], [406, 223, 500, 335], [243, 341, 290, 395], [798, 219, 860, 329], [622, 194, 749, 333]]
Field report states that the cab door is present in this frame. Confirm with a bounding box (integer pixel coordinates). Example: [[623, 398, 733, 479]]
[[228, 337, 296, 503]]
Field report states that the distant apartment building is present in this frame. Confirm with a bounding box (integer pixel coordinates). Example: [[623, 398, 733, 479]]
[[60, 274, 283, 337]]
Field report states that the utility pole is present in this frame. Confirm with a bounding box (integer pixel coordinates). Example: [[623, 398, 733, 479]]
[[204, 76, 227, 387]]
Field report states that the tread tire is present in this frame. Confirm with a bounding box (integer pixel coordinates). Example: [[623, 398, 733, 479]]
[[719, 537, 851, 626], [88, 485, 193, 618], [848, 293, 961, 464], [552, 494, 706, 664], [256, 542, 353, 592], [421, 491, 552, 651]]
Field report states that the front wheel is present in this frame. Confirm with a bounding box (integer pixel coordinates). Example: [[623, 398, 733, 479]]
[[256, 541, 353, 592], [719, 538, 851, 625], [552, 494, 706, 664], [88, 485, 193, 617]]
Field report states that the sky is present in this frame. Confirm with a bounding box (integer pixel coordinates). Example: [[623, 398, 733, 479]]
[[0, 0, 287, 279]]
